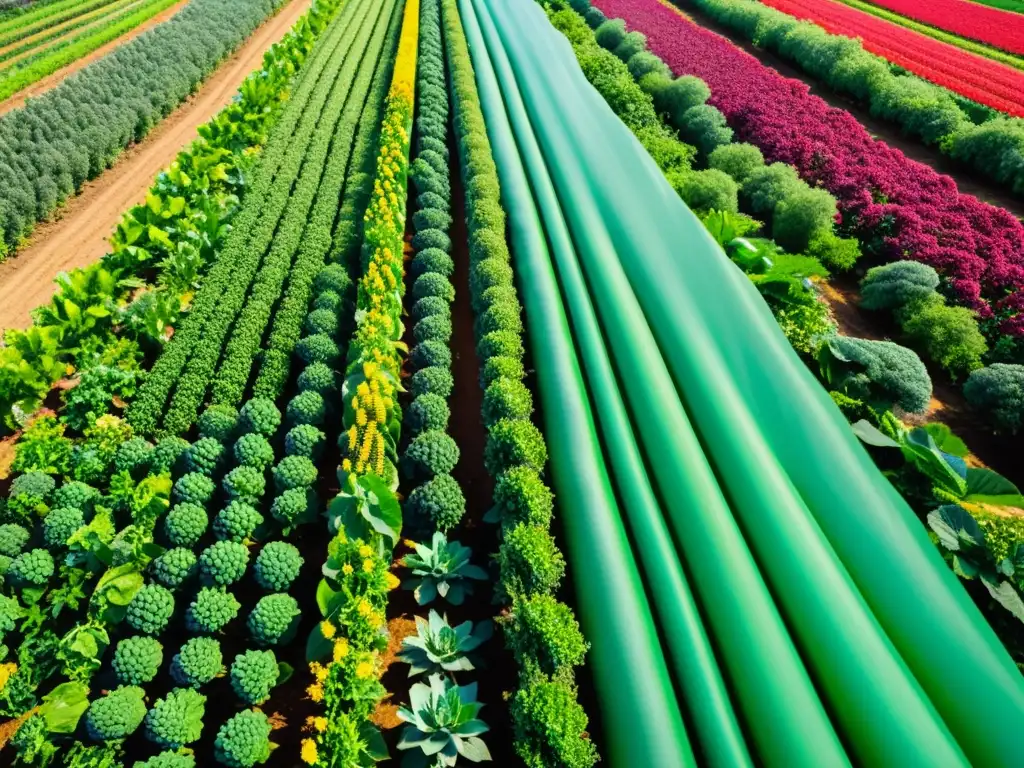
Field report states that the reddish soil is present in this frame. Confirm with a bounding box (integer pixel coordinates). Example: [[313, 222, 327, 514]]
[[0, 0, 190, 114], [0, 0, 311, 330]]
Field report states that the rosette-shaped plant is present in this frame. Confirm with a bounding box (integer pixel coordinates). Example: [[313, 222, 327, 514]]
[[185, 438, 226, 478], [173, 473, 216, 506], [484, 420, 547, 476], [295, 334, 340, 366], [238, 398, 281, 438], [410, 340, 452, 370], [7, 471, 55, 518], [480, 355, 524, 389], [247, 593, 300, 646], [164, 503, 208, 548], [407, 394, 450, 436], [403, 532, 487, 606], [410, 366, 453, 399], [8, 548, 55, 587], [42, 506, 84, 549], [151, 437, 191, 475], [52, 481, 99, 514], [114, 437, 154, 477], [126, 583, 175, 635], [402, 431, 459, 480], [284, 424, 325, 460], [213, 502, 264, 543], [199, 541, 249, 586], [296, 362, 337, 396], [198, 405, 240, 444], [270, 487, 313, 528], [186, 587, 240, 634], [233, 434, 274, 471], [214, 709, 271, 768], [85, 685, 147, 742], [254, 542, 302, 592], [304, 307, 339, 338], [414, 313, 453, 345], [145, 688, 205, 749], [397, 675, 491, 766], [271, 455, 316, 494], [134, 751, 197, 768], [286, 390, 326, 428], [399, 610, 492, 677], [413, 296, 448, 322], [229, 649, 279, 705], [0, 524, 29, 557], [407, 474, 465, 532], [152, 548, 198, 589], [113, 636, 163, 685], [171, 636, 223, 688], [222, 466, 266, 506]]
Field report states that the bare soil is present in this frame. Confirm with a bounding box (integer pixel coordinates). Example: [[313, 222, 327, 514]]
[[0, 0, 311, 330]]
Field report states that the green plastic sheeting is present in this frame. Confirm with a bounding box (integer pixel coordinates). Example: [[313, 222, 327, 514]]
[[460, 0, 1024, 764]]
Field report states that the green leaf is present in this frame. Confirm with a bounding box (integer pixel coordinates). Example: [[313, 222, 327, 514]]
[[315, 579, 339, 617], [966, 468, 1020, 498], [851, 419, 900, 448], [277, 662, 294, 685], [981, 576, 1024, 624], [305, 624, 333, 663], [40, 682, 89, 733], [922, 423, 968, 458], [927, 505, 984, 552]]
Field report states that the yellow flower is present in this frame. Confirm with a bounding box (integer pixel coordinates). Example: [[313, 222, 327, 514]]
[[342, 563, 354, 575], [306, 683, 324, 703], [403, 539, 417, 549], [362, 559, 374, 573], [321, 620, 336, 640], [301, 738, 318, 765], [357, 599, 372, 616], [0, 663, 17, 691], [341, 458, 352, 473], [358, 545, 372, 557], [355, 660, 374, 679], [333, 638, 350, 662], [313, 717, 328, 733], [385, 572, 400, 590]]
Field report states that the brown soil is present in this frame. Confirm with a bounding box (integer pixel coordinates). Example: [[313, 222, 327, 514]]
[[0, 0, 190, 114], [0, 0, 129, 59], [0, 0, 311, 330]]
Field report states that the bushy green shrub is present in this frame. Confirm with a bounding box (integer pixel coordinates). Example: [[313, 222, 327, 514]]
[[818, 335, 932, 413], [52, 481, 99, 515], [651, 75, 710, 125], [497, 524, 565, 601], [742, 162, 804, 216], [492, 466, 554, 529], [270, 488, 313, 528], [286, 390, 326, 428], [284, 424, 326, 460], [772, 187, 838, 253], [86, 686, 147, 742], [113, 438, 154, 477], [898, 297, 987, 378], [134, 750, 196, 768], [510, 677, 599, 768], [860, 261, 940, 311], [113, 636, 163, 686], [214, 502, 263, 543], [152, 548, 198, 589], [413, 272, 455, 302], [9, 548, 54, 587], [411, 366, 454, 399], [403, 431, 460, 479], [613, 30, 647, 61], [594, 19, 626, 50], [414, 313, 453, 345], [185, 438, 226, 478], [413, 296, 449, 323], [164, 503, 208, 548], [411, 340, 453, 370], [678, 104, 733, 157], [151, 437, 191, 475], [223, 466, 266, 505], [314, 263, 351, 296], [214, 709, 271, 768], [807, 231, 861, 271], [304, 308, 339, 338], [199, 541, 249, 586], [42, 506, 84, 549], [229, 649, 279, 705], [254, 542, 302, 591], [502, 594, 588, 677], [198, 405, 239, 444], [408, 394, 451, 437], [247, 593, 300, 646], [173, 473, 216, 506], [272, 455, 317, 493], [485, 419, 548, 476], [7, 472, 55, 518], [145, 688, 205, 749], [233, 433, 275, 471], [407, 474, 466, 532], [481, 355, 525, 389], [127, 583, 175, 635], [238, 398, 281, 438], [584, 6, 606, 28], [478, 330, 524, 362], [627, 51, 670, 81], [0, 524, 29, 557], [964, 364, 1024, 434], [708, 142, 765, 184], [471, 258, 514, 309], [296, 334, 341, 366], [669, 169, 739, 213], [171, 637, 223, 688], [478, 300, 523, 337], [186, 587, 240, 634], [296, 362, 337, 396], [482, 378, 534, 427]]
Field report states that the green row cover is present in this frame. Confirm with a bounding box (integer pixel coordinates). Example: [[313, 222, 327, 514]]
[[460, 0, 1024, 764]]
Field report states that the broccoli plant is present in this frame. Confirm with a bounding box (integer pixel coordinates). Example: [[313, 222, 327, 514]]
[[222, 466, 266, 506], [171, 636, 223, 688], [145, 688, 205, 749], [402, 431, 459, 480], [271, 455, 317, 494], [126, 583, 175, 635], [199, 541, 249, 586], [213, 502, 264, 543], [283, 424, 326, 460], [233, 434, 275, 471], [85, 685, 147, 742], [214, 709, 272, 768], [397, 675, 491, 767], [152, 548, 198, 589], [135, 750, 197, 768], [9, 548, 55, 588], [817, 335, 932, 414], [7, 471, 55, 520], [42, 507, 85, 550], [247, 593, 300, 646], [399, 610, 492, 677], [186, 587, 241, 634], [112, 636, 163, 685], [254, 542, 302, 591], [185, 438, 226, 478], [229, 649, 279, 705], [406, 474, 465, 532], [173, 473, 216, 507], [403, 532, 487, 606], [0, 523, 29, 557], [964, 364, 1024, 434], [198, 404, 239, 444], [164, 503, 208, 548], [238, 398, 281, 438]]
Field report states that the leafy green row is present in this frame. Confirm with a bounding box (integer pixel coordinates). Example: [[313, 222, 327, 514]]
[[209, 0, 392, 409], [126, 0, 365, 436], [0, 0, 139, 64], [440, 1, 600, 765], [0, 0, 106, 40]]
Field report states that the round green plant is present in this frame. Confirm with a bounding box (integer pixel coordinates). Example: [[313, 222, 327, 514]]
[[186, 587, 241, 634], [199, 541, 249, 586], [112, 636, 163, 686], [126, 583, 175, 635], [229, 649, 279, 705], [171, 637, 223, 688], [254, 542, 302, 592], [247, 593, 300, 647]]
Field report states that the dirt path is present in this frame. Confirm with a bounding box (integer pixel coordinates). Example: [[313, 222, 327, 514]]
[[0, 0, 311, 330], [0, 0, 188, 114]]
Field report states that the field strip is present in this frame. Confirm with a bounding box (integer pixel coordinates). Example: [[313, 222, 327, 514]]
[[0, 0, 311, 329], [0, 0, 187, 112], [0, 0, 128, 57]]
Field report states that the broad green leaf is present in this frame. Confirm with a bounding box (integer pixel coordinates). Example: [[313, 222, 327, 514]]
[[851, 419, 900, 448], [40, 682, 89, 733], [927, 505, 984, 552], [981, 576, 1024, 624], [966, 468, 1020, 498]]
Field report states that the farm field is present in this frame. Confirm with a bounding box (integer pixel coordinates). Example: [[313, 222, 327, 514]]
[[0, 0, 1023, 765], [862, 0, 1024, 55]]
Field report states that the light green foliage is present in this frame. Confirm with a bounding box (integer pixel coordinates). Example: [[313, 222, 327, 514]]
[[85, 685, 147, 742], [171, 636, 223, 688], [817, 335, 932, 413], [594, 18, 626, 50], [478, 330, 524, 363], [223, 465, 266, 505], [284, 424, 326, 459], [214, 709, 271, 768], [477, 300, 523, 337], [247, 593, 300, 646], [43, 506, 84, 549], [198, 405, 240, 444], [678, 104, 733, 157], [481, 355, 525, 389], [408, 393, 450, 436], [492, 467, 555, 529], [296, 334, 341, 366], [403, 431, 460, 480], [898, 297, 988, 378], [626, 51, 670, 81], [651, 75, 710, 125], [254, 541, 302, 591], [860, 260, 940, 311], [185, 438, 226, 478], [164, 503, 208, 548], [775, 300, 836, 356], [53, 481, 99, 514], [501, 594, 588, 677], [7, 471, 55, 518], [271, 455, 317, 493], [270, 487, 314, 528], [411, 366, 454, 399], [152, 547, 198, 589], [482, 378, 533, 427], [286, 390, 326, 428], [497, 524, 566, 601], [238, 398, 281, 438], [233, 433, 275, 470], [133, 751, 196, 768], [407, 473, 466, 532], [11, 415, 73, 475], [296, 362, 337, 396], [199, 541, 249, 586], [145, 688, 205, 749], [173, 473, 216, 506], [404, 531, 488, 606], [612, 30, 646, 61], [186, 586, 240, 633], [213, 501, 263, 543], [0, 523, 30, 557], [807, 230, 861, 271], [708, 142, 765, 184], [742, 162, 804, 216], [399, 610, 492, 676], [127, 583, 175, 635], [772, 187, 838, 253], [151, 437, 191, 475], [964, 364, 1024, 434], [9, 548, 54, 586], [510, 678, 598, 768], [485, 419, 548, 475], [397, 675, 491, 766], [229, 648, 279, 705], [113, 636, 163, 686], [669, 169, 739, 213], [113, 437, 154, 477]]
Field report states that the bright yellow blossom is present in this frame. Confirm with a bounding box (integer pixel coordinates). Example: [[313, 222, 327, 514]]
[[321, 620, 336, 640], [301, 738, 318, 765]]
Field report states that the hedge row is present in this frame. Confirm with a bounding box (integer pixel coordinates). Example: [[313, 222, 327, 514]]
[[0, 0, 140, 64], [441, 1, 600, 766], [127, 0, 365, 436], [0, 0, 285, 258]]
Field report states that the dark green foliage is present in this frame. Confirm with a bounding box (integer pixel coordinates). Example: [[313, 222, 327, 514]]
[[86, 686, 147, 742], [669, 169, 738, 213], [860, 261, 940, 311], [113, 437, 154, 477], [52, 481, 99, 514], [612, 30, 646, 61], [497, 524, 565, 600], [772, 187, 838, 253], [412, 248, 455, 278], [229, 649, 279, 705], [238, 398, 281, 438], [134, 751, 197, 768], [678, 104, 733, 157], [199, 541, 249, 586], [411, 366, 454, 399], [127, 583, 175, 635], [113, 636, 163, 686], [287, 390, 326, 427], [313, 290, 342, 313], [407, 473, 466, 532], [594, 18, 626, 50], [9, 548, 54, 587], [296, 362, 337, 395], [314, 263, 351, 296], [818, 335, 932, 413], [413, 208, 452, 233], [510, 678, 599, 768], [214, 709, 271, 768], [584, 6, 606, 28], [233, 433, 275, 471], [173, 473, 216, 506], [284, 424, 326, 459], [964, 364, 1024, 433], [213, 502, 263, 543], [493, 466, 554, 529], [185, 438, 226, 478], [247, 593, 300, 646], [413, 313, 453, 344], [152, 548, 198, 589], [708, 142, 765, 184], [171, 637, 223, 688], [222, 465, 266, 505], [411, 340, 452, 370], [151, 437, 191, 475], [485, 419, 548, 475], [296, 333, 341, 366], [898, 297, 987, 377], [408, 393, 450, 436], [186, 587, 240, 633], [272, 455, 317, 493], [413, 272, 455, 302], [502, 594, 588, 677], [481, 355, 525, 389], [198, 405, 239, 444], [403, 431, 460, 479], [270, 488, 313, 528], [482, 377, 534, 427], [42, 506, 84, 549], [254, 542, 302, 591], [164, 503, 208, 548], [0, 524, 30, 557], [413, 296, 450, 322], [145, 688, 205, 749], [305, 308, 339, 339]]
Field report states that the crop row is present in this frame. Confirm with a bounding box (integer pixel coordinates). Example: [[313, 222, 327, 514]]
[[127, 0, 372, 436], [0, 0, 138, 63], [0, 0, 287, 260], [0, 0, 112, 41], [859, 0, 1024, 56]]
